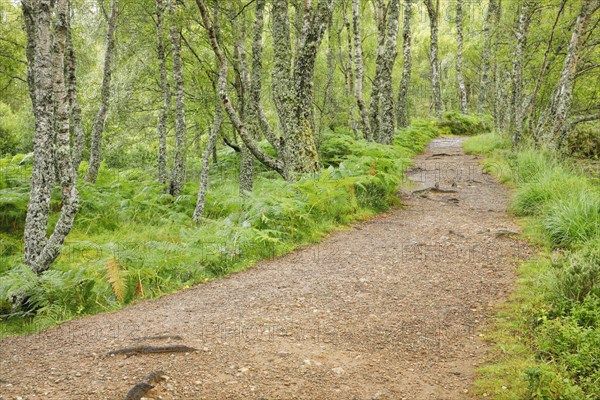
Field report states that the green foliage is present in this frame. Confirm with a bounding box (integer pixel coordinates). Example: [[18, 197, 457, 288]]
[[568, 125, 600, 159], [0, 119, 456, 336], [437, 112, 492, 136], [467, 133, 600, 399]]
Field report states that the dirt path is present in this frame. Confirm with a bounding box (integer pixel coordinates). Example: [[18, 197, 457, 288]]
[[0, 137, 532, 400]]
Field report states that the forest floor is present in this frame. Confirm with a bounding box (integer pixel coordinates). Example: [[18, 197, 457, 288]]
[[0, 137, 533, 400]]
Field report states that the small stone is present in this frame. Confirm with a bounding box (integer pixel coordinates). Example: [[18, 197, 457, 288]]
[[331, 367, 345, 375]]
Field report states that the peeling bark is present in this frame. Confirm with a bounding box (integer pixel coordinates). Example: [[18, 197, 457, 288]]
[[456, 0, 467, 115], [396, 0, 412, 128], [85, 0, 117, 183]]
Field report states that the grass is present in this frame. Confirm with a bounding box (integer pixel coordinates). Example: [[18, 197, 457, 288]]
[[464, 133, 600, 399], [1, 118, 472, 337]]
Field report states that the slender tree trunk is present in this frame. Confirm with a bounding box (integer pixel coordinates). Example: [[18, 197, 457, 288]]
[[537, 0, 599, 150], [85, 0, 117, 183], [478, 0, 497, 114], [193, 96, 222, 224], [341, 10, 359, 139], [527, 0, 567, 135], [231, 9, 254, 194], [196, 0, 285, 177], [168, 0, 187, 196], [396, 0, 412, 127], [456, 0, 467, 114], [368, 0, 386, 140], [425, 0, 443, 117], [65, 12, 84, 176], [24, 0, 79, 274], [511, 1, 532, 147], [156, 0, 169, 185], [351, 0, 371, 139], [378, 0, 400, 145]]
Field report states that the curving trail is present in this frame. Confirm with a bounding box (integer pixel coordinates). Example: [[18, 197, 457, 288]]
[[0, 137, 532, 399]]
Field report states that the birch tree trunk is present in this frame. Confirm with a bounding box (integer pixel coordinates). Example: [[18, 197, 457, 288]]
[[195, 0, 285, 178], [193, 95, 223, 223], [378, 0, 400, 145], [478, 0, 497, 114], [425, 0, 443, 117], [456, 0, 468, 114], [85, 0, 117, 183], [396, 0, 412, 127], [368, 0, 386, 140], [168, 0, 187, 197], [156, 0, 170, 185], [511, 1, 532, 147], [23, 0, 79, 274], [537, 0, 599, 150], [272, 0, 293, 142], [341, 10, 359, 139], [351, 0, 371, 139], [284, 0, 334, 176], [66, 11, 84, 175]]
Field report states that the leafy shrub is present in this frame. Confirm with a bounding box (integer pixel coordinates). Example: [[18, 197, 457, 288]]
[[568, 125, 600, 159], [438, 112, 492, 136]]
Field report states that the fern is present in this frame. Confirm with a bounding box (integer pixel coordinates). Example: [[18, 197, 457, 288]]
[[105, 259, 126, 303]]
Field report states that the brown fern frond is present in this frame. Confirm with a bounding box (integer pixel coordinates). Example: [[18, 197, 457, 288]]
[[105, 258, 126, 302]]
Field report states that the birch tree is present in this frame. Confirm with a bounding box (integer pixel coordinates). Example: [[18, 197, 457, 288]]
[[424, 0, 443, 117], [351, 0, 371, 139], [23, 0, 79, 274], [537, 0, 600, 150], [456, 0, 467, 114], [377, 0, 400, 144], [478, 0, 497, 114], [155, 0, 170, 185], [511, 1, 533, 147], [85, 0, 118, 183], [396, 0, 412, 127], [168, 0, 187, 196]]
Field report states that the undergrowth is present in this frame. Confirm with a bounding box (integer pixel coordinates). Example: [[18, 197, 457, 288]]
[[0, 119, 453, 336], [464, 133, 600, 399]]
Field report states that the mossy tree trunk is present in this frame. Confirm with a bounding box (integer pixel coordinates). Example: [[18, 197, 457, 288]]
[[351, 0, 371, 139], [155, 0, 170, 185], [456, 0, 467, 115], [23, 0, 79, 274], [396, 0, 412, 128], [425, 0, 443, 117]]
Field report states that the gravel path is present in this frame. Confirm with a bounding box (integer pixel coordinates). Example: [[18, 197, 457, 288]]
[[0, 137, 532, 399]]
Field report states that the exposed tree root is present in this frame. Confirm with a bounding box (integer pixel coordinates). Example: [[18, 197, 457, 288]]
[[107, 345, 197, 357], [124, 370, 165, 400]]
